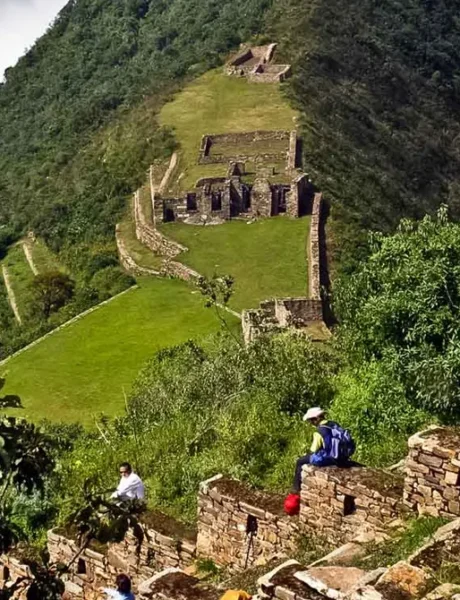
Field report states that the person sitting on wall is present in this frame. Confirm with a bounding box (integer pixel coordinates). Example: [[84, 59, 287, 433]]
[[292, 407, 355, 493], [111, 462, 145, 501], [103, 573, 135, 599]]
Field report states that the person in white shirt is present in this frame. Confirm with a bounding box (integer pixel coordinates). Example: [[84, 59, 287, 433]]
[[111, 462, 145, 501]]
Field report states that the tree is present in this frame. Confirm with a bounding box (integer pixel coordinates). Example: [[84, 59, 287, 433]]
[[335, 206, 460, 419], [30, 272, 75, 319], [0, 402, 146, 598], [198, 274, 238, 342]]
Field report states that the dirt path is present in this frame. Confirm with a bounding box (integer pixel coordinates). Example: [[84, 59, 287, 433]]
[[2, 265, 21, 324], [22, 242, 38, 275], [157, 152, 178, 195]]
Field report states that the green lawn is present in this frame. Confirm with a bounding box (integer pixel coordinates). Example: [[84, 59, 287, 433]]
[[1, 278, 233, 425], [159, 69, 297, 192], [159, 217, 309, 310]]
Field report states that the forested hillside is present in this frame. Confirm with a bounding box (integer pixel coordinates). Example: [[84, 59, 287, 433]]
[[2, 0, 460, 273], [271, 0, 460, 270], [0, 0, 270, 250]]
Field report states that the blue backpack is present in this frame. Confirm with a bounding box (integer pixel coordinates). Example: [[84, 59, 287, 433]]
[[318, 422, 356, 462]]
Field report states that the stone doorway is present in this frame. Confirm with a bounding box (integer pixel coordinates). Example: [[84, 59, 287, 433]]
[[271, 185, 289, 216]]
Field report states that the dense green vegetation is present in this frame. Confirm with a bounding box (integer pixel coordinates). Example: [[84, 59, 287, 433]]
[[160, 217, 309, 310], [270, 0, 460, 271], [1, 278, 234, 424], [0, 0, 271, 248], [52, 333, 337, 522]]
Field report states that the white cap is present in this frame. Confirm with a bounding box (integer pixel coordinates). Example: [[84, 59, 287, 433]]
[[303, 407, 325, 421]]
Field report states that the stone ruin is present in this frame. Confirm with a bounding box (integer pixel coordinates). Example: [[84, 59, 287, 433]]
[[404, 426, 460, 518], [225, 43, 292, 84], [6, 427, 460, 599], [242, 193, 324, 344], [154, 130, 312, 225]]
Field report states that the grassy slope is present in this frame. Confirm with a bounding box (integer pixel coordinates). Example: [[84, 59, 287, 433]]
[[31, 240, 64, 273], [2, 246, 35, 316], [1, 278, 231, 425], [159, 69, 298, 192], [159, 217, 309, 310]]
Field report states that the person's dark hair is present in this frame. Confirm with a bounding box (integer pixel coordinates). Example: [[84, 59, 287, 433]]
[[120, 462, 132, 473], [116, 573, 131, 593]]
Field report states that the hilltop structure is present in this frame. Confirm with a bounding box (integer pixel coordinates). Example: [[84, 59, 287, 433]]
[[225, 43, 292, 83]]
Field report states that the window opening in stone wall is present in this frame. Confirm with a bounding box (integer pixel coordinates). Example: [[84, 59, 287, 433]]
[[343, 495, 356, 516], [211, 191, 222, 212], [186, 193, 197, 211], [244, 514, 259, 569], [77, 558, 87, 574], [246, 514, 258, 536]]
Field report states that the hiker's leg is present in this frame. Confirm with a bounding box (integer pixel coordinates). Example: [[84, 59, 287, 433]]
[[293, 454, 311, 493]]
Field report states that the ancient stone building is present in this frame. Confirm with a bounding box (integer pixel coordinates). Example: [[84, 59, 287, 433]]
[[154, 130, 313, 225], [225, 43, 292, 83]]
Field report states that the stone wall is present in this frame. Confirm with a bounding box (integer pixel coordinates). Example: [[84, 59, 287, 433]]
[[299, 465, 405, 545], [251, 176, 273, 217], [198, 131, 290, 164], [160, 259, 200, 282], [404, 427, 460, 518], [115, 225, 160, 277], [308, 193, 322, 301], [275, 297, 323, 326], [47, 511, 197, 597], [196, 475, 299, 573], [225, 43, 291, 83], [134, 190, 187, 258], [287, 130, 298, 171], [248, 64, 292, 84]]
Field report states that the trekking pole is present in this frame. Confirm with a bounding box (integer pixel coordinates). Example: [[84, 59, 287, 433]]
[[244, 531, 255, 570]]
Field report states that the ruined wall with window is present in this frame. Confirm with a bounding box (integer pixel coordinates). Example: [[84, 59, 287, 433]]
[[196, 475, 300, 572]]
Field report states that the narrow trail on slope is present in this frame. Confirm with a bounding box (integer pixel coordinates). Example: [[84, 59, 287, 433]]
[[2, 265, 22, 324], [22, 242, 38, 275], [157, 152, 178, 195]]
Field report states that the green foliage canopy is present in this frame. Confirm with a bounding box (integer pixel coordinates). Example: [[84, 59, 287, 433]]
[[335, 206, 460, 419]]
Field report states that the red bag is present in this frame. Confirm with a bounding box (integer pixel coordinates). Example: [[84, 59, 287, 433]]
[[284, 493, 300, 515]]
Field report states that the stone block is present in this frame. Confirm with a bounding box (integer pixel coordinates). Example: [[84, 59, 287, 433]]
[[418, 454, 443, 469], [376, 561, 432, 599], [445, 470, 460, 486]]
